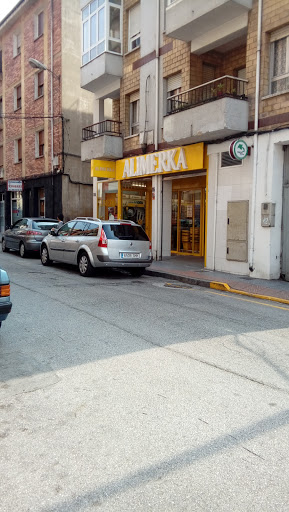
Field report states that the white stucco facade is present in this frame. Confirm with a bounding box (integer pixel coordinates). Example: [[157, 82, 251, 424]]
[[206, 129, 289, 280]]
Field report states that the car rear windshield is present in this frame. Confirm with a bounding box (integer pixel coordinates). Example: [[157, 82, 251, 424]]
[[32, 221, 58, 230], [103, 224, 149, 241]]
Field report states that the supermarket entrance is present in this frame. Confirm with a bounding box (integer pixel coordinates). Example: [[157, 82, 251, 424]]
[[171, 176, 206, 257]]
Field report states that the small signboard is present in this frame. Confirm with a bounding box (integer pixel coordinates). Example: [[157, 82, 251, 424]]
[[7, 180, 23, 191], [229, 139, 248, 161]]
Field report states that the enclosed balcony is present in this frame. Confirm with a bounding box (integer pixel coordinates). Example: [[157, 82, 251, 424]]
[[163, 76, 248, 145], [81, 120, 123, 162], [80, 0, 123, 97], [166, 0, 253, 52]]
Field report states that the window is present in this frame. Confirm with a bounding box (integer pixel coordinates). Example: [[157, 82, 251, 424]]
[[129, 92, 139, 135], [270, 27, 289, 94], [35, 70, 44, 98], [15, 138, 22, 163], [167, 73, 182, 112], [36, 130, 44, 158], [0, 97, 2, 121], [82, 0, 122, 64], [82, 0, 105, 65], [0, 145, 3, 179], [13, 33, 21, 57], [14, 85, 21, 110], [221, 152, 242, 168], [35, 11, 44, 39], [128, 3, 140, 51]]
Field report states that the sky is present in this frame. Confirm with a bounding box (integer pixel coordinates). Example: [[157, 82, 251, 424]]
[[0, 0, 20, 23]]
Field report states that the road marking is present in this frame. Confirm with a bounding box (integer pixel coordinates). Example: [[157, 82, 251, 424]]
[[210, 281, 289, 306], [206, 289, 289, 311]]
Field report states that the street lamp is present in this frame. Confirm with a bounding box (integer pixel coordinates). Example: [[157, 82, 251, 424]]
[[29, 57, 62, 217]]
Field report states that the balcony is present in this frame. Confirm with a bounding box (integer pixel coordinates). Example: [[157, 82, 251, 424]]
[[163, 76, 248, 145], [166, 0, 253, 51], [81, 120, 123, 162], [80, 52, 122, 98]]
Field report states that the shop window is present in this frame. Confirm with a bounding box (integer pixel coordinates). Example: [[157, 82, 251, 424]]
[[128, 3, 140, 51], [39, 188, 45, 216], [0, 193, 4, 232], [129, 92, 139, 135], [14, 84, 21, 110], [36, 130, 44, 158], [35, 70, 44, 98], [35, 11, 44, 39], [11, 191, 23, 224], [13, 33, 21, 57], [270, 27, 289, 94], [221, 152, 242, 168], [14, 138, 22, 163]]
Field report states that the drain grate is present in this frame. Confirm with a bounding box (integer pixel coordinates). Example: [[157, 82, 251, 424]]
[[164, 282, 193, 289]]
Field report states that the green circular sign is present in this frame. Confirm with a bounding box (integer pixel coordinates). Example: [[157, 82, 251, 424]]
[[233, 139, 248, 160]]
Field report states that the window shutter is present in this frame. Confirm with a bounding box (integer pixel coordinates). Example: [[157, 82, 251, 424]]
[[130, 91, 140, 103], [129, 3, 140, 38], [270, 27, 289, 43], [202, 64, 215, 83], [167, 73, 182, 93], [237, 68, 246, 80]]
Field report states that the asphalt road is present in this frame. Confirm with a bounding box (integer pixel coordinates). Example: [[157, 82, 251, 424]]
[[1, 251, 289, 511]]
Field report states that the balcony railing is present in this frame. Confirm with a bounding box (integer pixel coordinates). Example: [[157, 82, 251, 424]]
[[167, 76, 248, 115], [82, 120, 122, 141]]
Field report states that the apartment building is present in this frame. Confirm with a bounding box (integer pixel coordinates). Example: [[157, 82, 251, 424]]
[[80, 0, 289, 281], [0, 0, 94, 230]]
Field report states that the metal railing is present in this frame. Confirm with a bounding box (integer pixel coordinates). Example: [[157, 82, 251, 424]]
[[82, 120, 122, 141], [167, 75, 248, 115]]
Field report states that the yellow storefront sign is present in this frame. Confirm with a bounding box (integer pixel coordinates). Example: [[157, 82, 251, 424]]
[[116, 143, 205, 180], [91, 160, 116, 178]]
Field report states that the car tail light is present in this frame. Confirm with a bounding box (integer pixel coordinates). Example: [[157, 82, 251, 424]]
[[26, 230, 42, 236], [98, 228, 108, 247], [149, 242, 152, 250], [0, 284, 10, 297]]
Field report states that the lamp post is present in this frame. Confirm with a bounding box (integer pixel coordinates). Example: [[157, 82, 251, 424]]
[[29, 57, 62, 217]]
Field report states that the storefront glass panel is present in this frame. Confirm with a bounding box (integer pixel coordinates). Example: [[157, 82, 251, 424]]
[[11, 192, 23, 224], [171, 180, 205, 256], [122, 179, 152, 240], [97, 181, 118, 220]]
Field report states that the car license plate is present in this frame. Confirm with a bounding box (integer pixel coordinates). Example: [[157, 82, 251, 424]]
[[120, 252, 140, 259]]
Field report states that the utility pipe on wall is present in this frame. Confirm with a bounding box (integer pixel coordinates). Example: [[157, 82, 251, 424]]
[[154, 0, 160, 152], [249, 0, 262, 272]]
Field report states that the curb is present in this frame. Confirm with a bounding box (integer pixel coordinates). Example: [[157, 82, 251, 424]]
[[145, 270, 289, 306]]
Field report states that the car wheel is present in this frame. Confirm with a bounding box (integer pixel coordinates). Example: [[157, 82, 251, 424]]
[[2, 239, 9, 252], [41, 245, 52, 266], [129, 268, 145, 277], [19, 242, 26, 258], [78, 252, 93, 277]]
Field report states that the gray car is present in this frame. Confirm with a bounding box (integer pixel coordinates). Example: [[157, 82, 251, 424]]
[[2, 217, 58, 258], [0, 268, 12, 328], [40, 217, 153, 277]]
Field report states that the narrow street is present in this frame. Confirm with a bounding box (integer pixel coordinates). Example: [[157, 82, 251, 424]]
[[1, 252, 289, 511]]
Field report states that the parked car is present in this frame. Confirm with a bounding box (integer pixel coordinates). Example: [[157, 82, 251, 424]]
[[0, 268, 12, 328], [2, 217, 58, 257], [40, 217, 153, 277]]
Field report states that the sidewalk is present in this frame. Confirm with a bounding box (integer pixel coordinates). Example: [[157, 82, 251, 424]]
[[145, 255, 289, 305]]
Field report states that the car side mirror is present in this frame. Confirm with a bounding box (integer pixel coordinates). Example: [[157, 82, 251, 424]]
[[50, 229, 57, 236]]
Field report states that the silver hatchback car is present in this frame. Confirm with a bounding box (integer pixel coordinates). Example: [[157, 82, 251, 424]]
[[40, 217, 153, 277], [2, 217, 58, 257]]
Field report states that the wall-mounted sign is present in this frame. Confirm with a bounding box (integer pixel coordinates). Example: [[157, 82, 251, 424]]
[[229, 139, 248, 161], [91, 160, 116, 178], [7, 180, 23, 192], [116, 143, 205, 180]]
